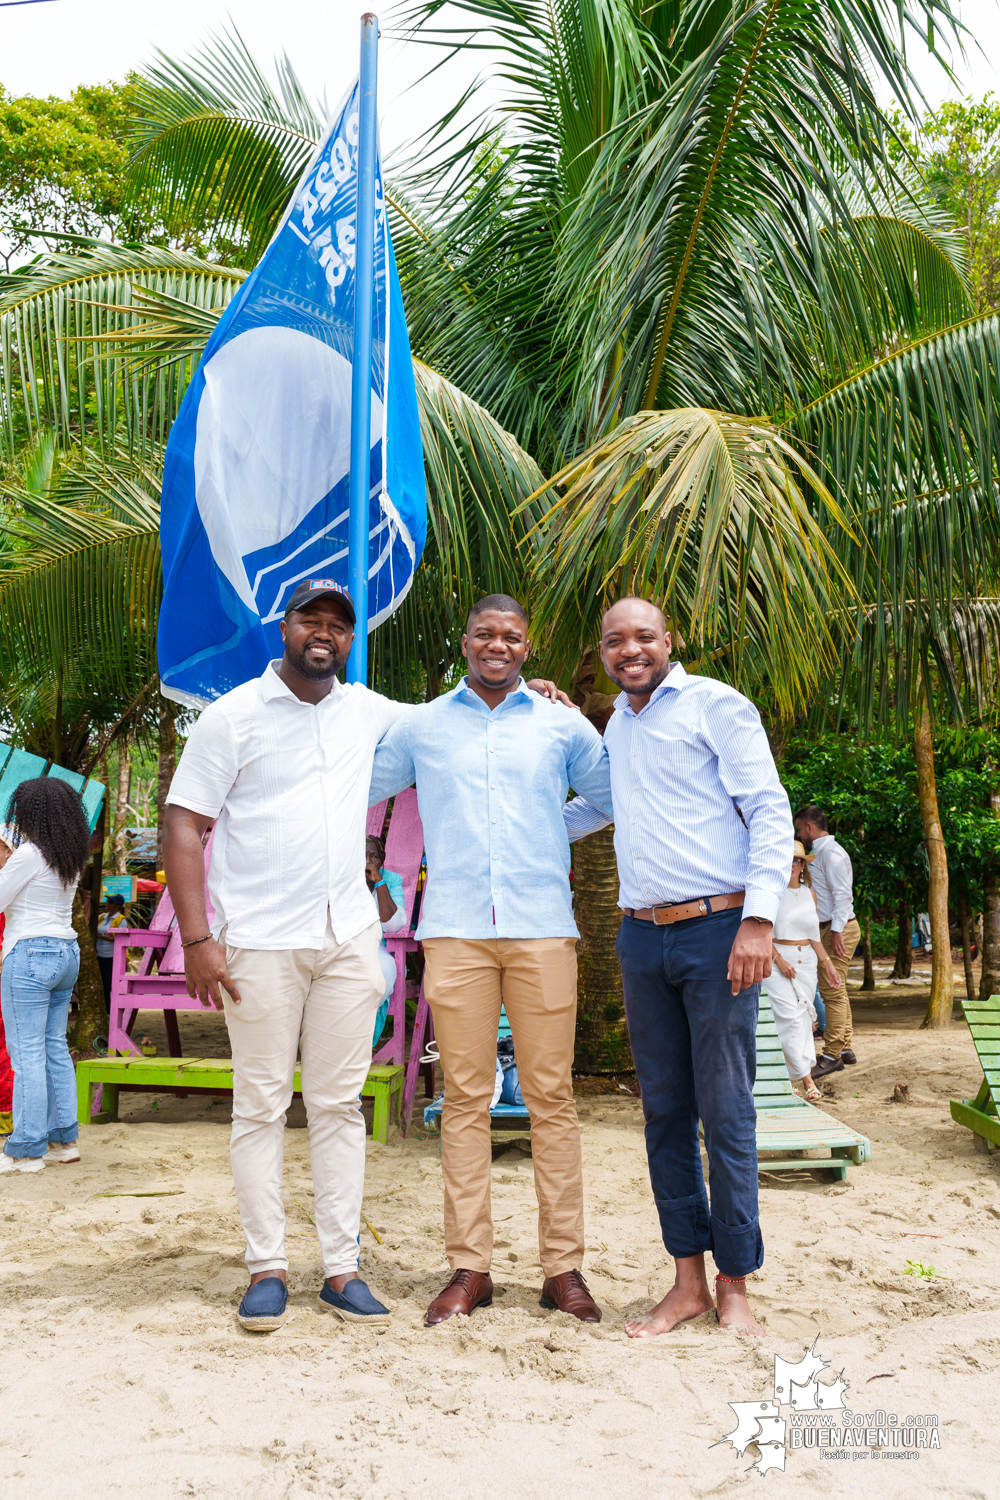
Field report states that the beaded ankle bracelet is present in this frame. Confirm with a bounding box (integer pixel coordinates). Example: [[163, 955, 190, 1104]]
[[715, 1273, 746, 1285]]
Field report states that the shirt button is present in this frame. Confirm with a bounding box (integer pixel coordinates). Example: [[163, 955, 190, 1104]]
[[492, 819, 497, 824], [491, 784, 496, 789], [492, 854, 498, 860]]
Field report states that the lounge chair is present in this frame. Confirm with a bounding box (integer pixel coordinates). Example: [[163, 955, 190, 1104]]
[[950, 991, 1000, 1152]]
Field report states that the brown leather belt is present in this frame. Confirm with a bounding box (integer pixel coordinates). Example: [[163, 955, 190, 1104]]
[[774, 938, 809, 947], [626, 891, 745, 926]]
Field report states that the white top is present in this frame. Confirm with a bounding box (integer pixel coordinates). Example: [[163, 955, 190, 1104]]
[[0, 843, 77, 960], [166, 662, 410, 950], [809, 834, 855, 930], [772, 883, 820, 943], [563, 663, 793, 923]]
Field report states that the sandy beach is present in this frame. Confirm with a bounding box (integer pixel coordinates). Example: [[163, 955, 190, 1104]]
[[1, 972, 998, 1499]]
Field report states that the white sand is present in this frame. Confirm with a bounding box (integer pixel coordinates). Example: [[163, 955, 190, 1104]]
[[1, 994, 998, 1498]]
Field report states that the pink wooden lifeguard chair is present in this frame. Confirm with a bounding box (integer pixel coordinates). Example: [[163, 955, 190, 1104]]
[[367, 787, 434, 1130], [106, 834, 217, 1057]]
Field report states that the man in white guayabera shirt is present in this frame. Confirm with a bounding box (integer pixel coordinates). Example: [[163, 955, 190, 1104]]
[[162, 579, 567, 1335], [793, 804, 861, 1078]]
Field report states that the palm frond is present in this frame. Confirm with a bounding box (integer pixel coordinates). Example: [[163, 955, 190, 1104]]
[[0, 448, 161, 729], [125, 27, 324, 263], [0, 242, 243, 457], [526, 406, 854, 713]]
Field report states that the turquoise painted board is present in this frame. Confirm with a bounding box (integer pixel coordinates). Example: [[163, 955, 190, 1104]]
[[0, 742, 105, 830], [81, 780, 105, 830], [0, 747, 48, 820], [47, 764, 86, 793]]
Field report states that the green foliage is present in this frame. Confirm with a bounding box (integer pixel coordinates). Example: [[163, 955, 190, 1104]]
[[903, 1260, 946, 1279], [0, 78, 154, 274], [895, 95, 1000, 314], [782, 727, 1000, 917]]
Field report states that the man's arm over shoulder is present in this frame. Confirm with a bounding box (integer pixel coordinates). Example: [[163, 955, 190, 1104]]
[[369, 713, 417, 805], [701, 686, 792, 923], [359, 685, 415, 742], [165, 700, 241, 817]]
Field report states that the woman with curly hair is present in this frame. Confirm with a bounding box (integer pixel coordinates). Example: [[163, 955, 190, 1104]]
[[0, 778, 90, 1174]]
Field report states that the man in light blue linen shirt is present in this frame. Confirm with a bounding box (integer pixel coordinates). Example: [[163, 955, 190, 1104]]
[[564, 597, 793, 1341], [369, 594, 613, 1327]]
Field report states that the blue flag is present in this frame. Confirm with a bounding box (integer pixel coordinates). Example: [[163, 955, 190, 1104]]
[[157, 81, 427, 706]]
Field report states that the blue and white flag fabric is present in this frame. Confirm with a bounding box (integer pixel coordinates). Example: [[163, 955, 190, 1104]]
[[157, 81, 427, 706]]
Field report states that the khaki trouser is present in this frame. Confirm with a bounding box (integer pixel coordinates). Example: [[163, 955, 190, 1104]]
[[222, 917, 384, 1277], [422, 936, 583, 1278], [818, 918, 860, 1059]]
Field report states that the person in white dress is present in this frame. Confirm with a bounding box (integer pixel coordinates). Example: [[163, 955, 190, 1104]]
[[768, 842, 840, 1101]]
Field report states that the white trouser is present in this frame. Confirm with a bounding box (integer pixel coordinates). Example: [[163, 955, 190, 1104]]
[[222, 917, 384, 1277], [767, 947, 818, 1083], [377, 945, 397, 1002]]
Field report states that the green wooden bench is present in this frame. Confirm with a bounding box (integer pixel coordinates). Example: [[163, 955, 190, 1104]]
[[950, 991, 1000, 1153], [76, 1058, 405, 1144], [753, 992, 870, 1180]]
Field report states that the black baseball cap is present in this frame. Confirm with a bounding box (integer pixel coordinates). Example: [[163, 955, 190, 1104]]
[[283, 579, 356, 624]]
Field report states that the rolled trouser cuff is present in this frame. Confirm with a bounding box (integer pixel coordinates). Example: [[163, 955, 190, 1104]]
[[710, 1213, 764, 1279], [654, 1188, 713, 1260]]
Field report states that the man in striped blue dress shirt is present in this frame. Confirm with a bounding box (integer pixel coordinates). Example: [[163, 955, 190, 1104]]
[[564, 598, 793, 1338]]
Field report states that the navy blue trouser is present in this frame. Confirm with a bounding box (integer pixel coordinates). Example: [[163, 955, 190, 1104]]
[[616, 907, 763, 1277]]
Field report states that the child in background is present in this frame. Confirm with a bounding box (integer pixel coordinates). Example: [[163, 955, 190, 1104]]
[[365, 835, 407, 1048]]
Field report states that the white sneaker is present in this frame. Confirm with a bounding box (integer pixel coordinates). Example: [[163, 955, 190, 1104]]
[[0, 1154, 46, 1174], [47, 1143, 80, 1163]]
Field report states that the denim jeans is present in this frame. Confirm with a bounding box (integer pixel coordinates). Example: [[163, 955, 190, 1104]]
[[616, 907, 763, 1278], [1, 936, 80, 1158]]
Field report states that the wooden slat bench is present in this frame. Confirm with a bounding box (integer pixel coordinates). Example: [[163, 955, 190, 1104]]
[[76, 1058, 404, 1144], [754, 993, 870, 1179], [950, 992, 1000, 1152]]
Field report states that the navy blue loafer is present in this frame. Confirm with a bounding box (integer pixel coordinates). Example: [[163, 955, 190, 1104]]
[[237, 1276, 288, 1332], [318, 1277, 390, 1324]]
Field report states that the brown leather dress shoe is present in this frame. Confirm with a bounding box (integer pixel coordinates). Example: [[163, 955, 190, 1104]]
[[425, 1269, 494, 1326], [539, 1269, 602, 1323]]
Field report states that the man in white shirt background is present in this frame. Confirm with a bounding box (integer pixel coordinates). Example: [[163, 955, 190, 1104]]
[[793, 806, 860, 1078], [163, 578, 569, 1334]]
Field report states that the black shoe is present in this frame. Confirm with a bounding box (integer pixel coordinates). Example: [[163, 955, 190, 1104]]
[[812, 1054, 845, 1079], [841, 1049, 857, 1065]]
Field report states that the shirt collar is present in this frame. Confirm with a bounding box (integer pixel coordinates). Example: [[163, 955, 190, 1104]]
[[615, 661, 688, 716], [453, 676, 532, 710], [260, 660, 344, 706]]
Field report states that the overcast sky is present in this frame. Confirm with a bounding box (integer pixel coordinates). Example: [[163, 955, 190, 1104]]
[[0, 0, 998, 157]]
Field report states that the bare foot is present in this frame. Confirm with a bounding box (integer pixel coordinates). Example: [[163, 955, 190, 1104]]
[[715, 1276, 764, 1337], [625, 1282, 714, 1339]]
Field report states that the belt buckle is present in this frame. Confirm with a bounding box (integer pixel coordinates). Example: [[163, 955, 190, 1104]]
[[652, 905, 670, 926]]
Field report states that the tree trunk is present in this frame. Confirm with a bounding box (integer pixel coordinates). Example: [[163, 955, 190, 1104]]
[[69, 890, 107, 1054], [980, 877, 1000, 1002], [914, 695, 952, 1028], [573, 825, 631, 1074], [958, 892, 977, 1005], [890, 899, 912, 979], [157, 703, 178, 871], [861, 915, 875, 992], [112, 742, 131, 875]]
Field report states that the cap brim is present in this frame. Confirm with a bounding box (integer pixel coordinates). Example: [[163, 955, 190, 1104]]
[[286, 590, 356, 624]]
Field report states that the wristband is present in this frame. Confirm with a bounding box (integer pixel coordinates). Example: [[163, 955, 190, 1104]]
[[182, 934, 212, 949], [373, 880, 386, 891]]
